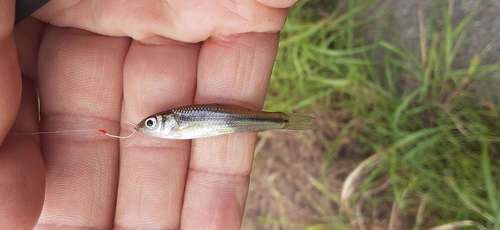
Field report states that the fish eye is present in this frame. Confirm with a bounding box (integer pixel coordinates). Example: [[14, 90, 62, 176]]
[[145, 118, 156, 128]]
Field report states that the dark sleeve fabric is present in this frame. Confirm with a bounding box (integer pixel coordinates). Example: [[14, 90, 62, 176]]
[[15, 0, 51, 24]]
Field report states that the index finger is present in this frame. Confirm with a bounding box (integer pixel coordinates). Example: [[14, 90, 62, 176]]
[[180, 32, 280, 229]]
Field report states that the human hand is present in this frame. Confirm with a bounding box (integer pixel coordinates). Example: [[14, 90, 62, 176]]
[[0, 0, 295, 229]]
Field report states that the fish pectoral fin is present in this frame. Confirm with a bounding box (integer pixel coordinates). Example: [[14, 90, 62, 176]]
[[171, 113, 192, 129]]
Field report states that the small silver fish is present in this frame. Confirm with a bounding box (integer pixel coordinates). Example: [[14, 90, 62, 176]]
[[133, 103, 316, 139]]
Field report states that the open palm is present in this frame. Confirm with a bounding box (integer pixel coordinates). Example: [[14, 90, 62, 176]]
[[0, 0, 295, 229]]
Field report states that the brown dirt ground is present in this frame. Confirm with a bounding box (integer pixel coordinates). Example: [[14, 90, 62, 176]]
[[241, 110, 387, 230]]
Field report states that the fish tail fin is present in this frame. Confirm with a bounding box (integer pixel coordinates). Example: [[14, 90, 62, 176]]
[[283, 113, 317, 130]]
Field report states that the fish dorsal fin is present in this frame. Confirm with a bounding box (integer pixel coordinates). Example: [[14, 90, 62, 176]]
[[208, 103, 253, 111]]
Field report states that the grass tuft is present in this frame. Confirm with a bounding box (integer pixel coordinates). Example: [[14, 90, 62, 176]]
[[259, 0, 500, 229]]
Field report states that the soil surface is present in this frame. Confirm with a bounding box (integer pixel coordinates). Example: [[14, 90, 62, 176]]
[[241, 112, 375, 229]]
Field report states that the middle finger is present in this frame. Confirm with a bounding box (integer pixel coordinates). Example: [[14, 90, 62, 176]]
[[115, 39, 200, 229]]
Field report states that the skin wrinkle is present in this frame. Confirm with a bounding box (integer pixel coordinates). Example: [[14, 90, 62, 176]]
[[234, 47, 247, 93], [239, 47, 257, 97], [230, 135, 255, 175], [231, 134, 254, 171], [221, 1, 251, 29], [137, 36, 199, 47]]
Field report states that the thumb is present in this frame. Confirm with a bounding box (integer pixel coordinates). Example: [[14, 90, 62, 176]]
[[0, 0, 22, 144]]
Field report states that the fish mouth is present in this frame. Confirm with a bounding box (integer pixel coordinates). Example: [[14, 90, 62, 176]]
[[134, 122, 144, 132], [125, 120, 141, 132]]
